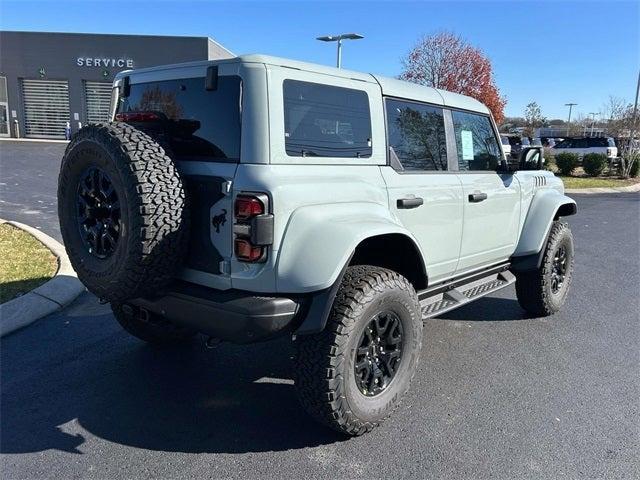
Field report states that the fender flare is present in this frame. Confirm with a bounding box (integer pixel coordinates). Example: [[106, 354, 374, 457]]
[[274, 202, 424, 336], [275, 202, 423, 292], [511, 190, 577, 271]]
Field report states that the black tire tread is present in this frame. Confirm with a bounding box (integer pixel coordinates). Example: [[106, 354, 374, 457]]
[[294, 266, 422, 436], [515, 221, 574, 316], [58, 122, 188, 303]]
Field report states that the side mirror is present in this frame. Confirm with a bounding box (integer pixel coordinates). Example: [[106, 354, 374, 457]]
[[519, 146, 544, 171]]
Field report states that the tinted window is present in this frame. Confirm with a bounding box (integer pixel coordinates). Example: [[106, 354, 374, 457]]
[[451, 111, 500, 171], [522, 137, 530, 146], [283, 80, 372, 158], [607, 138, 616, 147], [555, 139, 573, 148], [385, 99, 447, 171], [117, 76, 241, 162], [587, 137, 608, 147], [501, 135, 509, 145]]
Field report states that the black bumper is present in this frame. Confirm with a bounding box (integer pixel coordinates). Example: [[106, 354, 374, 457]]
[[128, 281, 303, 344]]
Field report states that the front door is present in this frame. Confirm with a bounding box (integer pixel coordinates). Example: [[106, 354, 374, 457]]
[[381, 98, 463, 283], [449, 110, 521, 273]]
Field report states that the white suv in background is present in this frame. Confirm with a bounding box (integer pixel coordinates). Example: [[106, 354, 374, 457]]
[[551, 137, 618, 161]]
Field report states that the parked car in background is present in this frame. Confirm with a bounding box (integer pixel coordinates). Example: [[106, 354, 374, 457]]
[[551, 137, 618, 161], [503, 134, 528, 158], [500, 134, 511, 158]]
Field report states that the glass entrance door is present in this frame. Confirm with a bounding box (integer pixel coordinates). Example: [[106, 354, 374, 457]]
[[0, 103, 9, 136]]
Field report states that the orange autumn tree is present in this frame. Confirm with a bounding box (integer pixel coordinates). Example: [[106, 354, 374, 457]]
[[400, 32, 506, 124]]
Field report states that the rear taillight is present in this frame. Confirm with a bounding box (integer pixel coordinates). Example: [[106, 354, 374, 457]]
[[233, 194, 273, 263], [606, 148, 613, 157], [115, 111, 161, 122], [235, 195, 265, 219], [234, 239, 264, 262]]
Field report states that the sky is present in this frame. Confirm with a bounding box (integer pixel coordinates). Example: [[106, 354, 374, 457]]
[[1, 0, 638, 120]]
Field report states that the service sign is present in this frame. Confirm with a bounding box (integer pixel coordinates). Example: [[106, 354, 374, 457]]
[[76, 57, 134, 69]]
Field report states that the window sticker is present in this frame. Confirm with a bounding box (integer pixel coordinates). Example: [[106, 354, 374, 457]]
[[461, 130, 474, 160]]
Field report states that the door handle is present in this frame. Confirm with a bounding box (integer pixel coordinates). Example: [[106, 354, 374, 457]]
[[397, 197, 424, 209], [468, 192, 488, 203]]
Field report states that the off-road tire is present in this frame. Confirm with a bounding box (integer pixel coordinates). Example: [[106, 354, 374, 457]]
[[58, 122, 189, 303], [111, 303, 196, 345], [515, 221, 574, 316], [294, 266, 423, 436]]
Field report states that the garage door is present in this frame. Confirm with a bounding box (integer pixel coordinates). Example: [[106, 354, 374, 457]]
[[21, 79, 70, 139], [84, 81, 113, 124]]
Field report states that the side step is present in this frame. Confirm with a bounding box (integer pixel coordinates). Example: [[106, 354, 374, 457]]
[[420, 270, 516, 319]]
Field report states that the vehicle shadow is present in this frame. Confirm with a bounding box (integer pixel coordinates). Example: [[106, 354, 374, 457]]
[[436, 296, 530, 322], [0, 307, 345, 455]]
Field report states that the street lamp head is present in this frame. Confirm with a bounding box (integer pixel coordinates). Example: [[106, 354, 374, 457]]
[[316, 33, 364, 42]]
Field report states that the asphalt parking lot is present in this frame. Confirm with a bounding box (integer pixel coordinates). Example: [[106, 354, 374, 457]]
[[1, 140, 639, 479]]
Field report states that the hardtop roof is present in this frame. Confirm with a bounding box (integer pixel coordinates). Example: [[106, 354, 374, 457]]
[[115, 53, 490, 116]]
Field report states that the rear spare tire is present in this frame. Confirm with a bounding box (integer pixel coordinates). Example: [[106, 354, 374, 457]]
[[58, 122, 189, 303]]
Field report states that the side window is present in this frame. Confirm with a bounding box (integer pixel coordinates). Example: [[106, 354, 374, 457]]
[[385, 98, 447, 171], [283, 80, 372, 158], [451, 110, 501, 171]]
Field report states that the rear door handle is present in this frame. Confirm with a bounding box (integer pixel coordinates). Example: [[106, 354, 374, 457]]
[[397, 197, 424, 209], [468, 192, 488, 203]]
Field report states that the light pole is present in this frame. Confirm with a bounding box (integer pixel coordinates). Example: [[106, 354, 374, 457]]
[[316, 33, 364, 68], [565, 103, 577, 137]]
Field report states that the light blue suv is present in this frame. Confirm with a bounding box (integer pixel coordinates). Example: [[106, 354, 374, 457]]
[[57, 54, 577, 435]]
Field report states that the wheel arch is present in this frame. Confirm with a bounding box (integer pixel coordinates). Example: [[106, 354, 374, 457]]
[[511, 190, 576, 272], [350, 233, 428, 290]]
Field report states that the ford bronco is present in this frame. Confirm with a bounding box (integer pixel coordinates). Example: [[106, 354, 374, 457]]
[[57, 55, 576, 435]]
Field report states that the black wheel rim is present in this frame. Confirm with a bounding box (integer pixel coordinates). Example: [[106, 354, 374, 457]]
[[76, 167, 121, 259], [551, 244, 568, 294], [354, 311, 403, 397]]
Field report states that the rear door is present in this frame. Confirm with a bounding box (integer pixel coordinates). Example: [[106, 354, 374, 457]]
[[380, 98, 463, 283], [114, 64, 243, 289], [450, 110, 521, 273]]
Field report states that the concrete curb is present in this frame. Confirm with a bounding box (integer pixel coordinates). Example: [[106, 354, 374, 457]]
[[0, 138, 69, 144], [565, 182, 640, 194], [0, 219, 85, 337]]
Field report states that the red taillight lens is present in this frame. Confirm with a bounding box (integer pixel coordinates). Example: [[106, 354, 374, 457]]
[[115, 111, 161, 122], [233, 194, 271, 263], [234, 239, 263, 262], [235, 195, 264, 219]]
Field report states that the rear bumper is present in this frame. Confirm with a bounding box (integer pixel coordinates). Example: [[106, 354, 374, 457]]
[[128, 281, 303, 344]]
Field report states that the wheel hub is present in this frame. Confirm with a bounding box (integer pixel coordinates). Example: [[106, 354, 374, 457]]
[[551, 244, 568, 294], [354, 311, 403, 396], [76, 167, 121, 259]]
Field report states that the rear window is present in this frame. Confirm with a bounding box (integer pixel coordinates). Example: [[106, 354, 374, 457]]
[[587, 137, 609, 147], [283, 80, 372, 158], [116, 76, 241, 162]]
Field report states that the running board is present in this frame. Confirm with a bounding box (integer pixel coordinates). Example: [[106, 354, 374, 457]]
[[420, 270, 516, 319]]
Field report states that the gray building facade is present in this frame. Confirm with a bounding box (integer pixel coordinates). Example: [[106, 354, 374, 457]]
[[0, 31, 233, 139]]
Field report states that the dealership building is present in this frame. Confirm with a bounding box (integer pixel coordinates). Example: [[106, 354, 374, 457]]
[[0, 31, 234, 139]]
